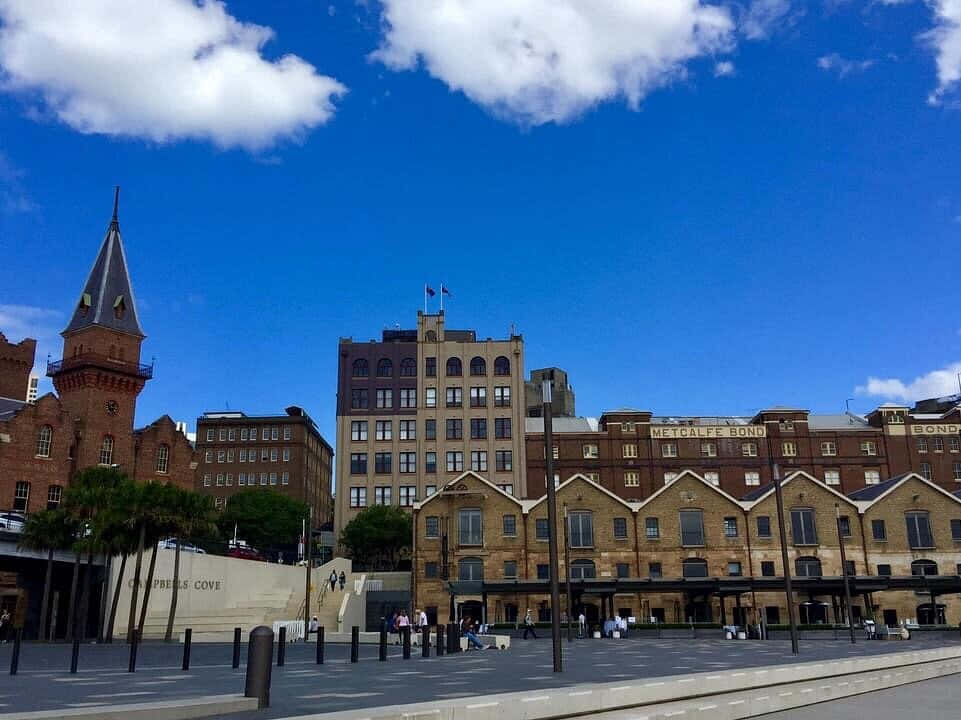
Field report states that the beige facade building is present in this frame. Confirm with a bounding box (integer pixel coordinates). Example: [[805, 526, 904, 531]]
[[334, 311, 527, 537]]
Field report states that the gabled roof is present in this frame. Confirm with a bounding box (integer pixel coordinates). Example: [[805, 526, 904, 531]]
[[63, 189, 144, 338], [847, 473, 912, 501], [742, 470, 859, 509], [527, 473, 636, 512], [413, 471, 522, 510], [849, 472, 961, 508], [636, 469, 746, 511]]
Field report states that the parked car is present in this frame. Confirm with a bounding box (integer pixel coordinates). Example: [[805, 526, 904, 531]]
[[0, 512, 26, 533], [157, 538, 206, 554], [228, 545, 265, 562]]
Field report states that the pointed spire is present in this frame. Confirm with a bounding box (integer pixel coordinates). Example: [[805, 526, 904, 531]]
[[62, 188, 145, 338]]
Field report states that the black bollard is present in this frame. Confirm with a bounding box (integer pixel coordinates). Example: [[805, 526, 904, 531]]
[[10, 628, 21, 675], [350, 626, 359, 663], [446, 623, 455, 654], [422, 626, 430, 657], [128, 629, 139, 673], [402, 627, 411, 659], [232, 627, 241, 669], [244, 626, 274, 709], [436, 624, 445, 657], [379, 624, 387, 661], [70, 635, 80, 674], [182, 628, 192, 671], [316, 626, 324, 664], [277, 626, 286, 666]]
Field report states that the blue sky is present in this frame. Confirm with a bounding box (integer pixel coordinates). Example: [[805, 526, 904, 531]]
[[1, 0, 960, 448]]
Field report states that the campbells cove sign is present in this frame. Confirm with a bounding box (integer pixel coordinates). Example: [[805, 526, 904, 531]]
[[128, 578, 223, 591]]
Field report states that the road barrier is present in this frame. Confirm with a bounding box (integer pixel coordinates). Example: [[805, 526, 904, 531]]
[[244, 626, 273, 709], [232, 627, 241, 668], [277, 626, 286, 666], [316, 626, 325, 664], [182, 628, 192, 671]]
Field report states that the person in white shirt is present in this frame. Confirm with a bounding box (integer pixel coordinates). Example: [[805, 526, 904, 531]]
[[578, 612, 586, 637], [417, 609, 428, 627]]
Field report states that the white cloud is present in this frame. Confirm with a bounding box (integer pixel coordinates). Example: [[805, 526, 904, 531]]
[[0, 304, 64, 395], [923, 0, 961, 103], [855, 361, 961, 402], [714, 60, 736, 76], [739, 0, 796, 40], [0, 0, 346, 149], [817, 52, 875, 77], [0, 150, 35, 213], [371, 1, 735, 125]]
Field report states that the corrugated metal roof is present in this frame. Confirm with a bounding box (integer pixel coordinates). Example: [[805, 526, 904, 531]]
[[525, 417, 598, 433], [807, 413, 871, 430], [651, 416, 752, 426]]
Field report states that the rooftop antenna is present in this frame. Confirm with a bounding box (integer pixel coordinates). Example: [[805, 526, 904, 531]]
[[112, 186, 120, 223], [845, 398, 854, 415]]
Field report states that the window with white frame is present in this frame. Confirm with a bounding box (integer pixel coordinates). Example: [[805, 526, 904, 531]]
[[742, 442, 757, 457], [217, 450, 225, 463], [933, 436, 944, 453], [399, 452, 416, 473], [216, 474, 224, 486], [226, 450, 234, 462], [824, 469, 840, 486], [249, 427, 257, 440], [13, 481, 29, 511], [704, 471, 719, 486], [661, 442, 677, 458], [624, 471, 639, 487], [471, 450, 488, 472], [425, 484, 437, 496], [281, 472, 289, 485], [350, 487, 367, 507], [215, 497, 224, 510], [782, 441, 797, 457], [239, 449, 247, 463], [241, 429, 248, 441], [228, 428, 236, 441], [205, 450, 213, 463], [399, 420, 416, 440], [664, 471, 678, 484], [47, 485, 62, 509], [261, 448, 269, 461], [701, 442, 717, 457], [271, 427, 279, 440], [864, 469, 881, 485], [497, 483, 513, 495], [585, 472, 599, 483], [270, 448, 278, 462], [950, 437, 960, 453], [921, 462, 933, 480], [399, 388, 416, 408], [445, 387, 462, 407], [860, 440, 877, 456], [917, 437, 929, 453], [219, 428, 227, 441], [351, 421, 368, 441], [99, 435, 114, 465], [262, 427, 270, 440], [376, 389, 393, 409], [820, 441, 837, 456], [206, 429, 214, 442], [203, 474, 211, 487], [953, 462, 961, 481], [583, 444, 599, 459], [283, 426, 292, 440], [425, 387, 436, 408], [470, 386, 487, 407], [282, 448, 290, 462], [156, 444, 169, 473], [623, 443, 637, 458], [238, 472, 246, 486], [375, 486, 391, 505], [446, 451, 464, 472], [36, 425, 52, 457], [226, 473, 233, 486], [375, 420, 392, 441], [399, 486, 416, 506], [494, 386, 511, 407], [744, 471, 760, 486], [260, 472, 267, 485]]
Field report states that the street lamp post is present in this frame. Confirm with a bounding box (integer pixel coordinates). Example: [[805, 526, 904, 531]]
[[768, 452, 800, 655], [304, 509, 313, 640], [836, 504, 856, 644], [542, 380, 563, 672], [563, 504, 573, 642]]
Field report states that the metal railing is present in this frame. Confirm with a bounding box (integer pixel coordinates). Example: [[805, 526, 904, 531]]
[[47, 353, 154, 379]]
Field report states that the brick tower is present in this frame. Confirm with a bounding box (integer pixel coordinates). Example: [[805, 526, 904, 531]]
[[47, 188, 152, 473], [0, 332, 36, 401]]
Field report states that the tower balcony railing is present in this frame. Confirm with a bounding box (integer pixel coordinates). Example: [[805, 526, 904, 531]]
[[47, 352, 154, 379]]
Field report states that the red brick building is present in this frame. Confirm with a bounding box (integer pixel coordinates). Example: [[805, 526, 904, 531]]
[[0, 193, 196, 516]]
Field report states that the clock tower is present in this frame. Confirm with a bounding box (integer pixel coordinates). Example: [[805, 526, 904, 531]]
[[47, 188, 152, 473]]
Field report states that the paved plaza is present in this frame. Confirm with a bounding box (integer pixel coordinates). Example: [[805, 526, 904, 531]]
[[1, 635, 960, 718]]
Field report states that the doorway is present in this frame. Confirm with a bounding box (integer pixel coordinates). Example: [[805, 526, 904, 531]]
[[458, 600, 483, 624], [917, 603, 946, 625], [882, 609, 898, 627]]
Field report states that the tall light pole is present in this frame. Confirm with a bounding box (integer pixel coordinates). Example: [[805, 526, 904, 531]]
[[304, 508, 313, 640], [835, 504, 855, 644], [543, 379, 563, 672], [768, 445, 799, 655], [563, 504, 573, 642]]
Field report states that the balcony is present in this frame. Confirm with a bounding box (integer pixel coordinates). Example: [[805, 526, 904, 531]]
[[47, 353, 154, 379]]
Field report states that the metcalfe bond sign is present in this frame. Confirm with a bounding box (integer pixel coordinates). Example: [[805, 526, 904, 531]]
[[650, 425, 767, 439], [910, 424, 961, 435]]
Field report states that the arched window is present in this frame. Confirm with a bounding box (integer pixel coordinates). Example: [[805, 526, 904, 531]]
[[99, 435, 114, 466], [156, 444, 170, 473], [494, 356, 511, 376], [570, 559, 596, 580], [36, 425, 52, 457], [682, 558, 708, 578], [446, 357, 462, 376], [352, 358, 369, 377], [470, 356, 486, 376], [399, 358, 416, 377], [376, 358, 393, 377], [458, 557, 484, 581], [911, 559, 938, 576], [795, 556, 822, 577]]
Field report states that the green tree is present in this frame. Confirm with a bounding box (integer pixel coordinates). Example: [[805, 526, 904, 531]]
[[18, 509, 77, 640], [216, 488, 308, 551], [339, 505, 412, 570], [164, 489, 214, 642]]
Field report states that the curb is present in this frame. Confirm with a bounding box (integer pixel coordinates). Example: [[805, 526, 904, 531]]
[[0, 694, 258, 720]]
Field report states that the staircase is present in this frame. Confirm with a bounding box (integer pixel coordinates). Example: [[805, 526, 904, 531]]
[[140, 586, 297, 639]]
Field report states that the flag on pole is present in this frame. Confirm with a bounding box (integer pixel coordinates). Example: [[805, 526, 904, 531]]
[[425, 285, 436, 297], [441, 285, 452, 297]]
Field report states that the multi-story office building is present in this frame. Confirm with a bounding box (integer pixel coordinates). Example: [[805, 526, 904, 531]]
[[195, 407, 333, 525], [524, 367, 575, 418], [334, 311, 527, 533]]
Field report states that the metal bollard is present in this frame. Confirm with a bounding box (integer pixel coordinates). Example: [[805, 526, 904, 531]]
[[316, 626, 324, 664], [182, 628, 192, 671], [422, 626, 430, 657], [277, 626, 286, 666], [128, 629, 139, 673], [244, 626, 274, 709], [436, 624, 445, 657], [447, 623, 457, 654], [402, 627, 411, 659], [10, 628, 22, 675], [379, 624, 387, 661], [232, 627, 242, 669], [70, 635, 80, 674], [350, 626, 359, 663]]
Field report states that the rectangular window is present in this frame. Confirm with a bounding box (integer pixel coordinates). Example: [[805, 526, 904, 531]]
[[616, 563, 630, 579], [495, 418, 512, 439], [351, 388, 368, 409], [399, 452, 416, 473], [271, 427, 279, 440], [425, 419, 436, 440], [226, 473, 233, 486], [728, 562, 742, 577], [225, 450, 234, 463], [240, 429, 248, 441], [470, 418, 487, 439], [537, 564, 549, 580], [494, 386, 511, 407], [269, 472, 277, 485], [205, 450, 213, 463], [283, 426, 291, 440], [704, 471, 719, 486], [350, 487, 367, 508], [227, 428, 236, 442], [446, 451, 464, 472], [260, 472, 267, 485], [425, 452, 436, 473], [877, 564, 891, 576], [838, 516, 851, 537], [399, 486, 416, 506], [503, 514, 516, 536], [680, 510, 705, 546], [217, 450, 226, 463], [648, 562, 662, 579], [424, 562, 438, 578], [950, 519, 961, 541], [782, 441, 797, 457], [399, 388, 416, 408], [917, 437, 929, 453], [351, 420, 368, 441], [269, 448, 278, 462], [470, 450, 488, 472], [613, 517, 628, 539], [742, 442, 757, 457], [921, 462, 933, 480], [661, 442, 677, 458], [860, 441, 877, 456], [375, 420, 392, 441], [950, 437, 960, 453], [583, 444, 599, 459], [216, 473, 224, 486], [791, 508, 817, 545], [756, 515, 771, 537], [238, 472, 246, 486], [663, 472, 678, 484], [203, 474, 211, 487], [745, 471, 760, 486], [261, 448, 269, 461], [425, 387, 436, 408], [239, 449, 247, 463], [374, 486, 391, 505], [498, 483, 514, 495], [723, 516, 738, 537], [535, 518, 549, 540], [623, 443, 637, 458], [375, 389, 393, 409], [820, 441, 837, 456], [701, 442, 717, 457], [906, 512, 933, 549], [263, 428, 270, 441], [374, 452, 391, 473], [350, 453, 367, 474], [495, 450, 512, 472], [864, 469, 881, 485], [954, 462, 961, 481], [459, 509, 482, 545], [503, 561, 517, 579], [446, 419, 463, 440], [445, 387, 462, 407], [425, 516, 439, 538], [568, 512, 593, 547], [761, 561, 775, 577], [872, 519, 886, 540], [425, 356, 436, 377], [470, 386, 487, 407], [624, 471, 639, 487], [206, 429, 215, 442], [824, 469, 840, 486], [249, 427, 257, 440], [219, 428, 227, 441], [933, 437, 944, 453]]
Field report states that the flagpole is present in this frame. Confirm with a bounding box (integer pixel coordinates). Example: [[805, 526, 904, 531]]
[[439, 283, 444, 313], [424, 284, 427, 314]]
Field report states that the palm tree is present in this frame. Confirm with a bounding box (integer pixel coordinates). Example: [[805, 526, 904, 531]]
[[124, 480, 168, 642], [99, 482, 138, 643], [19, 509, 76, 640], [136, 483, 177, 638], [164, 489, 214, 642]]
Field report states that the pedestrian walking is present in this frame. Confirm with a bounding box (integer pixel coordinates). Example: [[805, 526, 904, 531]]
[[578, 611, 586, 638], [338, 571, 346, 591], [522, 609, 537, 639], [329, 570, 337, 592], [416, 608, 428, 628], [0, 609, 10, 643]]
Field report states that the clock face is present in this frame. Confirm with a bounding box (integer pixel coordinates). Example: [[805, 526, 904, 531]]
[[105, 400, 119, 416]]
